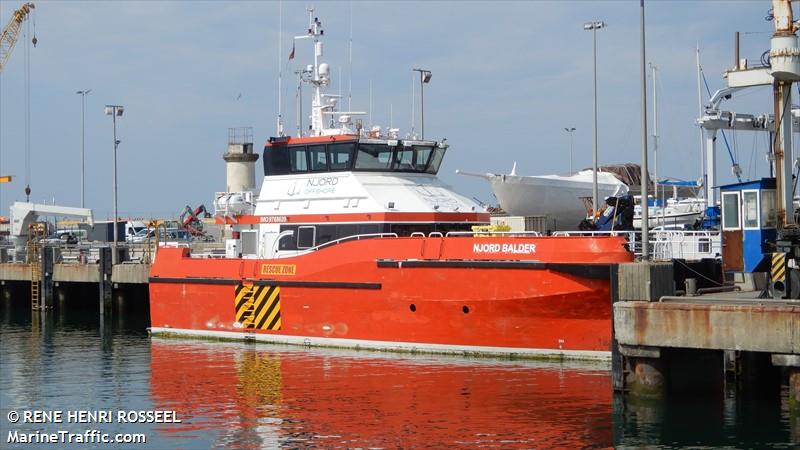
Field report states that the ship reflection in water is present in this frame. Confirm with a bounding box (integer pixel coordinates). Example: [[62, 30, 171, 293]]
[[149, 339, 612, 449], [2, 303, 796, 449]]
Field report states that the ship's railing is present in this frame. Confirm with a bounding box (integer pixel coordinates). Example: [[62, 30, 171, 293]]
[[307, 233, 400, 252], [553, 230, 721, 261], [651, 230, 722, 261], [444, 231, 542, 237]]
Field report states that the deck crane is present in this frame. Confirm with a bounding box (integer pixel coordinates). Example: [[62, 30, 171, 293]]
[[0, 2, 35, 73]]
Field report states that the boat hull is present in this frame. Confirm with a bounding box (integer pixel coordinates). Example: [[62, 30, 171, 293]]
[[149, 236, 633, 359], [487, 174, 625, 229]]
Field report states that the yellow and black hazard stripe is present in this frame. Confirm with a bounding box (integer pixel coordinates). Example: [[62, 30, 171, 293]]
[[234, 284, 282, 331], [771, 252, 787, 284]]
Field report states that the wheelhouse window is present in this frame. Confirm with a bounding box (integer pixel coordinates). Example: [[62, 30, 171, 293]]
[[426, 147, 446, 174], [263, 146, 290, 175], [308, 145, 328, 171], [289, 147, 309, 173], [354, 143, 394, 170], [329, 143, 355, 170], [264, 140, 446, 175]]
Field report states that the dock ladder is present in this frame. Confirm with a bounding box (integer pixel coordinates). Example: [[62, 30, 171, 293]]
[[27, 222, 47, 310]]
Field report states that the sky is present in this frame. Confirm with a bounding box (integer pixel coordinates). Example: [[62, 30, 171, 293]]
[[0, 0, 786, 220]]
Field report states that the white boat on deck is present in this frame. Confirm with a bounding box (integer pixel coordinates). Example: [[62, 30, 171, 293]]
[[457, 164, 628, 230], [634, 197, 706, 229]]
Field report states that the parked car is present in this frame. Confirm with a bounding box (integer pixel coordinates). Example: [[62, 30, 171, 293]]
[[42, 230, 83, 245], [129, 228, 192, 243]]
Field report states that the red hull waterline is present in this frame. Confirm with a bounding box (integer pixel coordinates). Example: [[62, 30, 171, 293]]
[[149, 235, 633, 361]]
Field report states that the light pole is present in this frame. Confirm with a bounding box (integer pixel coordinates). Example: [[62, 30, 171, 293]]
[[584, 20, 606, 218], [76, 89, 91, 208], [104, 104, 124, 263], [564, 127, 576, 174], [412, 68, 432, 139]]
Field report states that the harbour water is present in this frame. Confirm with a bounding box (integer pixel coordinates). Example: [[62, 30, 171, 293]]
[[0, 298, 796, 449]]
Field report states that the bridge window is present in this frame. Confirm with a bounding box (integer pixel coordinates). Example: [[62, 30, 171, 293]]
[[263, 146, 290, 175], [289, 147, 309, 173], [309, 145, 328, 171], [354, 144, 394, 170], [426, 147, 446, 174], [394, 147, 416, 170], [329, 143, 355, 170], [266, 140, 445, 175]]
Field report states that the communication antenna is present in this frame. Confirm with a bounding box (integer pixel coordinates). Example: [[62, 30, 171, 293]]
[[348, 1, 353, 111], [410, 73, 415, 136], [276, 0, 284, 136], [369, 79, 372, 128]]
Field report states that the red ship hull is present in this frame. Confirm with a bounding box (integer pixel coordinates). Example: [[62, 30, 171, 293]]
[[149, 235, 632, 359]]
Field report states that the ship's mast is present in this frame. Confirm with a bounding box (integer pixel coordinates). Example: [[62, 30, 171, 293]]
[[308, 8, 325, 135]]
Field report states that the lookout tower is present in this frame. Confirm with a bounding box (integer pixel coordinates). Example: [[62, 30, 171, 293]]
[[224, 127, 259, 192]]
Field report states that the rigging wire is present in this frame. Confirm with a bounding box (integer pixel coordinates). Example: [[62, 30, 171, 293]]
[[700, 67, 741, 181], [24, 17, 30, 201]]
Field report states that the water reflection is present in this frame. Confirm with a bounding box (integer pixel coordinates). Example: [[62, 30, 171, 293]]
[[2, 298, 796, 449], [150, 339, 613, 449]]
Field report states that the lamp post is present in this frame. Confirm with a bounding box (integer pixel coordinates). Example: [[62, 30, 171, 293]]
[[412, 68, 432, 139], [584, 20, 607, 218], [104, 104, 124, 263], [564, 127, 576, 174], [76, 89, 91, 208]]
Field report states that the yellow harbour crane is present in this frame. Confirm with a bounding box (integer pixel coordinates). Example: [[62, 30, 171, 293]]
[[0, 2, 36, 192], [0, 2, 35, 72]]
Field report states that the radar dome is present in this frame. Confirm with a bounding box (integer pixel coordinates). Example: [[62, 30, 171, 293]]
[[319, 63, 330, 77]]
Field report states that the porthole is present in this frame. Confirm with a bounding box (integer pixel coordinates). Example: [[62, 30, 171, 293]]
[[410, 304, 417, 312], [462, 305, 470, 314]]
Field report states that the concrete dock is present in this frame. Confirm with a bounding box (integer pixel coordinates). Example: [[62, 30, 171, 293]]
[[0, 243, 155, 315], [613, 261, 799, 427]]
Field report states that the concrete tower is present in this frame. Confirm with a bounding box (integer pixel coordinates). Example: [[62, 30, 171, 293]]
[[224, 127, 259, 192]]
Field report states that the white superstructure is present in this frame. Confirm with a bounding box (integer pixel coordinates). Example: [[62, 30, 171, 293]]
[[214, 10, 488, 260]]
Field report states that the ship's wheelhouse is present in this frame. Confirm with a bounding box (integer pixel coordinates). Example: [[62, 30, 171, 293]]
[[263, 137, 447, 176]]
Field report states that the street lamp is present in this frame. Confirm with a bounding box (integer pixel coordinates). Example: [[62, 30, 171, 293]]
[[104, 104, 124, 263], [564, 127, 576, 174], [584, 20, 607, 218], [412, 68, 432, 139], [76, 89, 91, 208]]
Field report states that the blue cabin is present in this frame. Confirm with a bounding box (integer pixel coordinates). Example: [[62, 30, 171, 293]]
[[719, 178, 777, 273]]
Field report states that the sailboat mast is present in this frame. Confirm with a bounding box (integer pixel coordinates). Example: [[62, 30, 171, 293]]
[[695, 45, 706, 200], [651, 64, 658, 211]]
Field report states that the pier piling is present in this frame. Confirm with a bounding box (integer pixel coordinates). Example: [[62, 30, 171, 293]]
[[41, 246, 54, 310], [99, 247, 113, 316], [614, 261, 799, 420]]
